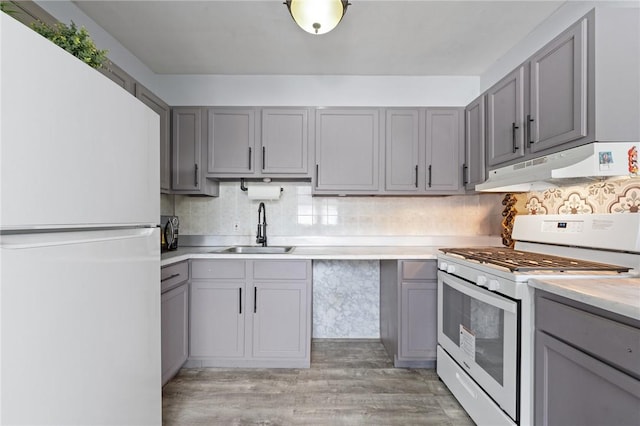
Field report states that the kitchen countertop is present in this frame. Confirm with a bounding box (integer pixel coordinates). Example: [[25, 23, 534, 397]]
[[529, 277, 640, 321], [161, 245, 445, 266]]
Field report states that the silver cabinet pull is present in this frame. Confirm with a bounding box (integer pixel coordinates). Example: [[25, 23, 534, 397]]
[[262, 146, 266, 170], [248, 147, 252, 170], [161, 273, 180, 282], [315, 164, 319, 187], [512, 122, 520, 153]]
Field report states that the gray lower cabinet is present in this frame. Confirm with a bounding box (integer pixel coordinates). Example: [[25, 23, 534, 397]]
[[464, 95, 486, 191], [161, 261, 190, 386], [380, 260, 438, 368], [424, 108, 464, 194], [135, 83, 171, 193], [314, 108, 381, 194], [171, 107, 218, 196], [534, 290, 640, 425], [188, 259, 312, 368]]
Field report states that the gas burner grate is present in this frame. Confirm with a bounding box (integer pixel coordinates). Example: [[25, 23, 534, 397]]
[[440, 247, 630, 272]]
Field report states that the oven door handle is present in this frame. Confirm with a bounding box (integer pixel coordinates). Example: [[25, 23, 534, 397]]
[[438, 271, 517, 313]]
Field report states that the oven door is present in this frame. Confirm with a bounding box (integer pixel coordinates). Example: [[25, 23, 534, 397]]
[[437, 271, 518, 420]]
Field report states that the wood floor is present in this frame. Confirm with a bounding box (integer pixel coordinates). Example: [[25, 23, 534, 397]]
[[162, 340, 474, 425]]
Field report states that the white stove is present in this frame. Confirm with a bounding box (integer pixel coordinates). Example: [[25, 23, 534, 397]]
[[436, 214, 640, 426]]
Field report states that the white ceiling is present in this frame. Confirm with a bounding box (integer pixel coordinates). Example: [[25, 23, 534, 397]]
[[72, 0, 566, 76]]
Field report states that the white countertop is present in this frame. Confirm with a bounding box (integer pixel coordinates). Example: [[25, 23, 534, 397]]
[[161, 245, 445, 266], [529, 277, 640, 321]]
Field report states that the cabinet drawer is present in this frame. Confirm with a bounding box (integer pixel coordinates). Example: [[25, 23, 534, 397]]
[[191, 260, 246, 279], [253, 260, 309, 280], [402, 260, 437, 280], [537, 296, 640, 377], [161, 261, 189, 293]]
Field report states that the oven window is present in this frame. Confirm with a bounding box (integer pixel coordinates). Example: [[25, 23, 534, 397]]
[[442, 283, 505, 385]]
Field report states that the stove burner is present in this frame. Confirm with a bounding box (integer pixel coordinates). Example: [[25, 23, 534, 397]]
[[440, 247, 630, 273]]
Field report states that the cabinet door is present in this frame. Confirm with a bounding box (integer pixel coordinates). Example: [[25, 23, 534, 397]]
[[261, 108, 309, 175], [172, 108, 202, 190], [161, 283, 188, 386], [315, 109, 380, 192], [136, 84, 171, 193], [535, 330, 640, 426], [385, 109, 420, 191], [99, 59, 135, 95], [190, 281, 246, 358], [208, 108, 255, 174], [425, 108, 463, 192], [486, 66, 526, 166], [400, 281, 437, 360], [465, 95, 486, 190], [252, 281, 308, 360], [529, 18, 587, 153]]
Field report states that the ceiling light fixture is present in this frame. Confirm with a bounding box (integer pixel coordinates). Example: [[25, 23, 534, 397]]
[[284, 0, 350, 35]]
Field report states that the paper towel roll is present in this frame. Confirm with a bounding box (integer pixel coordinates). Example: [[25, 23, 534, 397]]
[[247, 185, 281, 200]]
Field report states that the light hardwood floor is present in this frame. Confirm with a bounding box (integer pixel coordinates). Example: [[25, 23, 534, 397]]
[[162, 340, 474, 425]]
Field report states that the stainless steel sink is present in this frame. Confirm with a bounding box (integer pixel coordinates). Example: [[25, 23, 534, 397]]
[[215, 245, 295, 254]]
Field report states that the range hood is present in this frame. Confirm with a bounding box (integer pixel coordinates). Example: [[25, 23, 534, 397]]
[[476, 142, 639, 192]]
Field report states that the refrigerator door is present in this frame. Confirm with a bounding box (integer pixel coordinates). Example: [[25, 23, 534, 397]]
[[1, 14, 159, 230], [1, 228, 161, 425]]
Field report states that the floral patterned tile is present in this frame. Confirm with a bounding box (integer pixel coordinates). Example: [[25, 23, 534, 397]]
[[521, 178, 640, 215]]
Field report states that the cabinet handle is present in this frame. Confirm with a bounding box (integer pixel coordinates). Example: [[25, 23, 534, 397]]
[[161, 273, 180, 282], [248, 147, 252, 170], [463, 164, 468, 186], [527, 115, 535, 144], [262, 146, 266, 170], [239, 288, 242, 314], [512, 122, 520, 153], [414, 165, 418, 188], [253, 287, 257, 313], [315, 164, 319, 187], [428, 165, 432, 188], [194, 164, 199, 187]]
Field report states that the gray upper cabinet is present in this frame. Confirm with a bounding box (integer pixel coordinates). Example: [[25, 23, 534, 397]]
[[529, 17, 587, 153], [464, 95, 486, 191], [486, 66, 526, 167], [385, 109, 421, 192], [99, 59, 135, 95], [261, 108, 309, 175], [314, 108, 381, 194], [207, 108, 256, 175], [424, 108, 464, 193], [135, 83, 171, 193], [172, 108, 218, 196]]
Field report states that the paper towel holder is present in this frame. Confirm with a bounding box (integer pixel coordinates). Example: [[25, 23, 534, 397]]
[[240, 178, 283, 194]]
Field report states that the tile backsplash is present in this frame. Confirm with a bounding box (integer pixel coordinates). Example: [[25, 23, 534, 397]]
[[165, 182, 504, 238], [521, 178, 640, 215]]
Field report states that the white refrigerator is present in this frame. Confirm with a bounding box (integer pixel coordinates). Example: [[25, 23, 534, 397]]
[[1, 14, 161, 425]]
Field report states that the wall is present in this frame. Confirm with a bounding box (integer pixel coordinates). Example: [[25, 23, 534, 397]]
[[170, 182, 503, 240], [519, 178, 640, 215]]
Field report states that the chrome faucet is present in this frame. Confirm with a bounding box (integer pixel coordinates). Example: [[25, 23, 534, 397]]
[[256, 202, 267, 247]]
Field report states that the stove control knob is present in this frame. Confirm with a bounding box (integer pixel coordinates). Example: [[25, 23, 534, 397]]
[[446, 265, 456, 274], [439, 262, 448, 271], [488, 279, 500, 291], [476, 275, 487, 287]]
